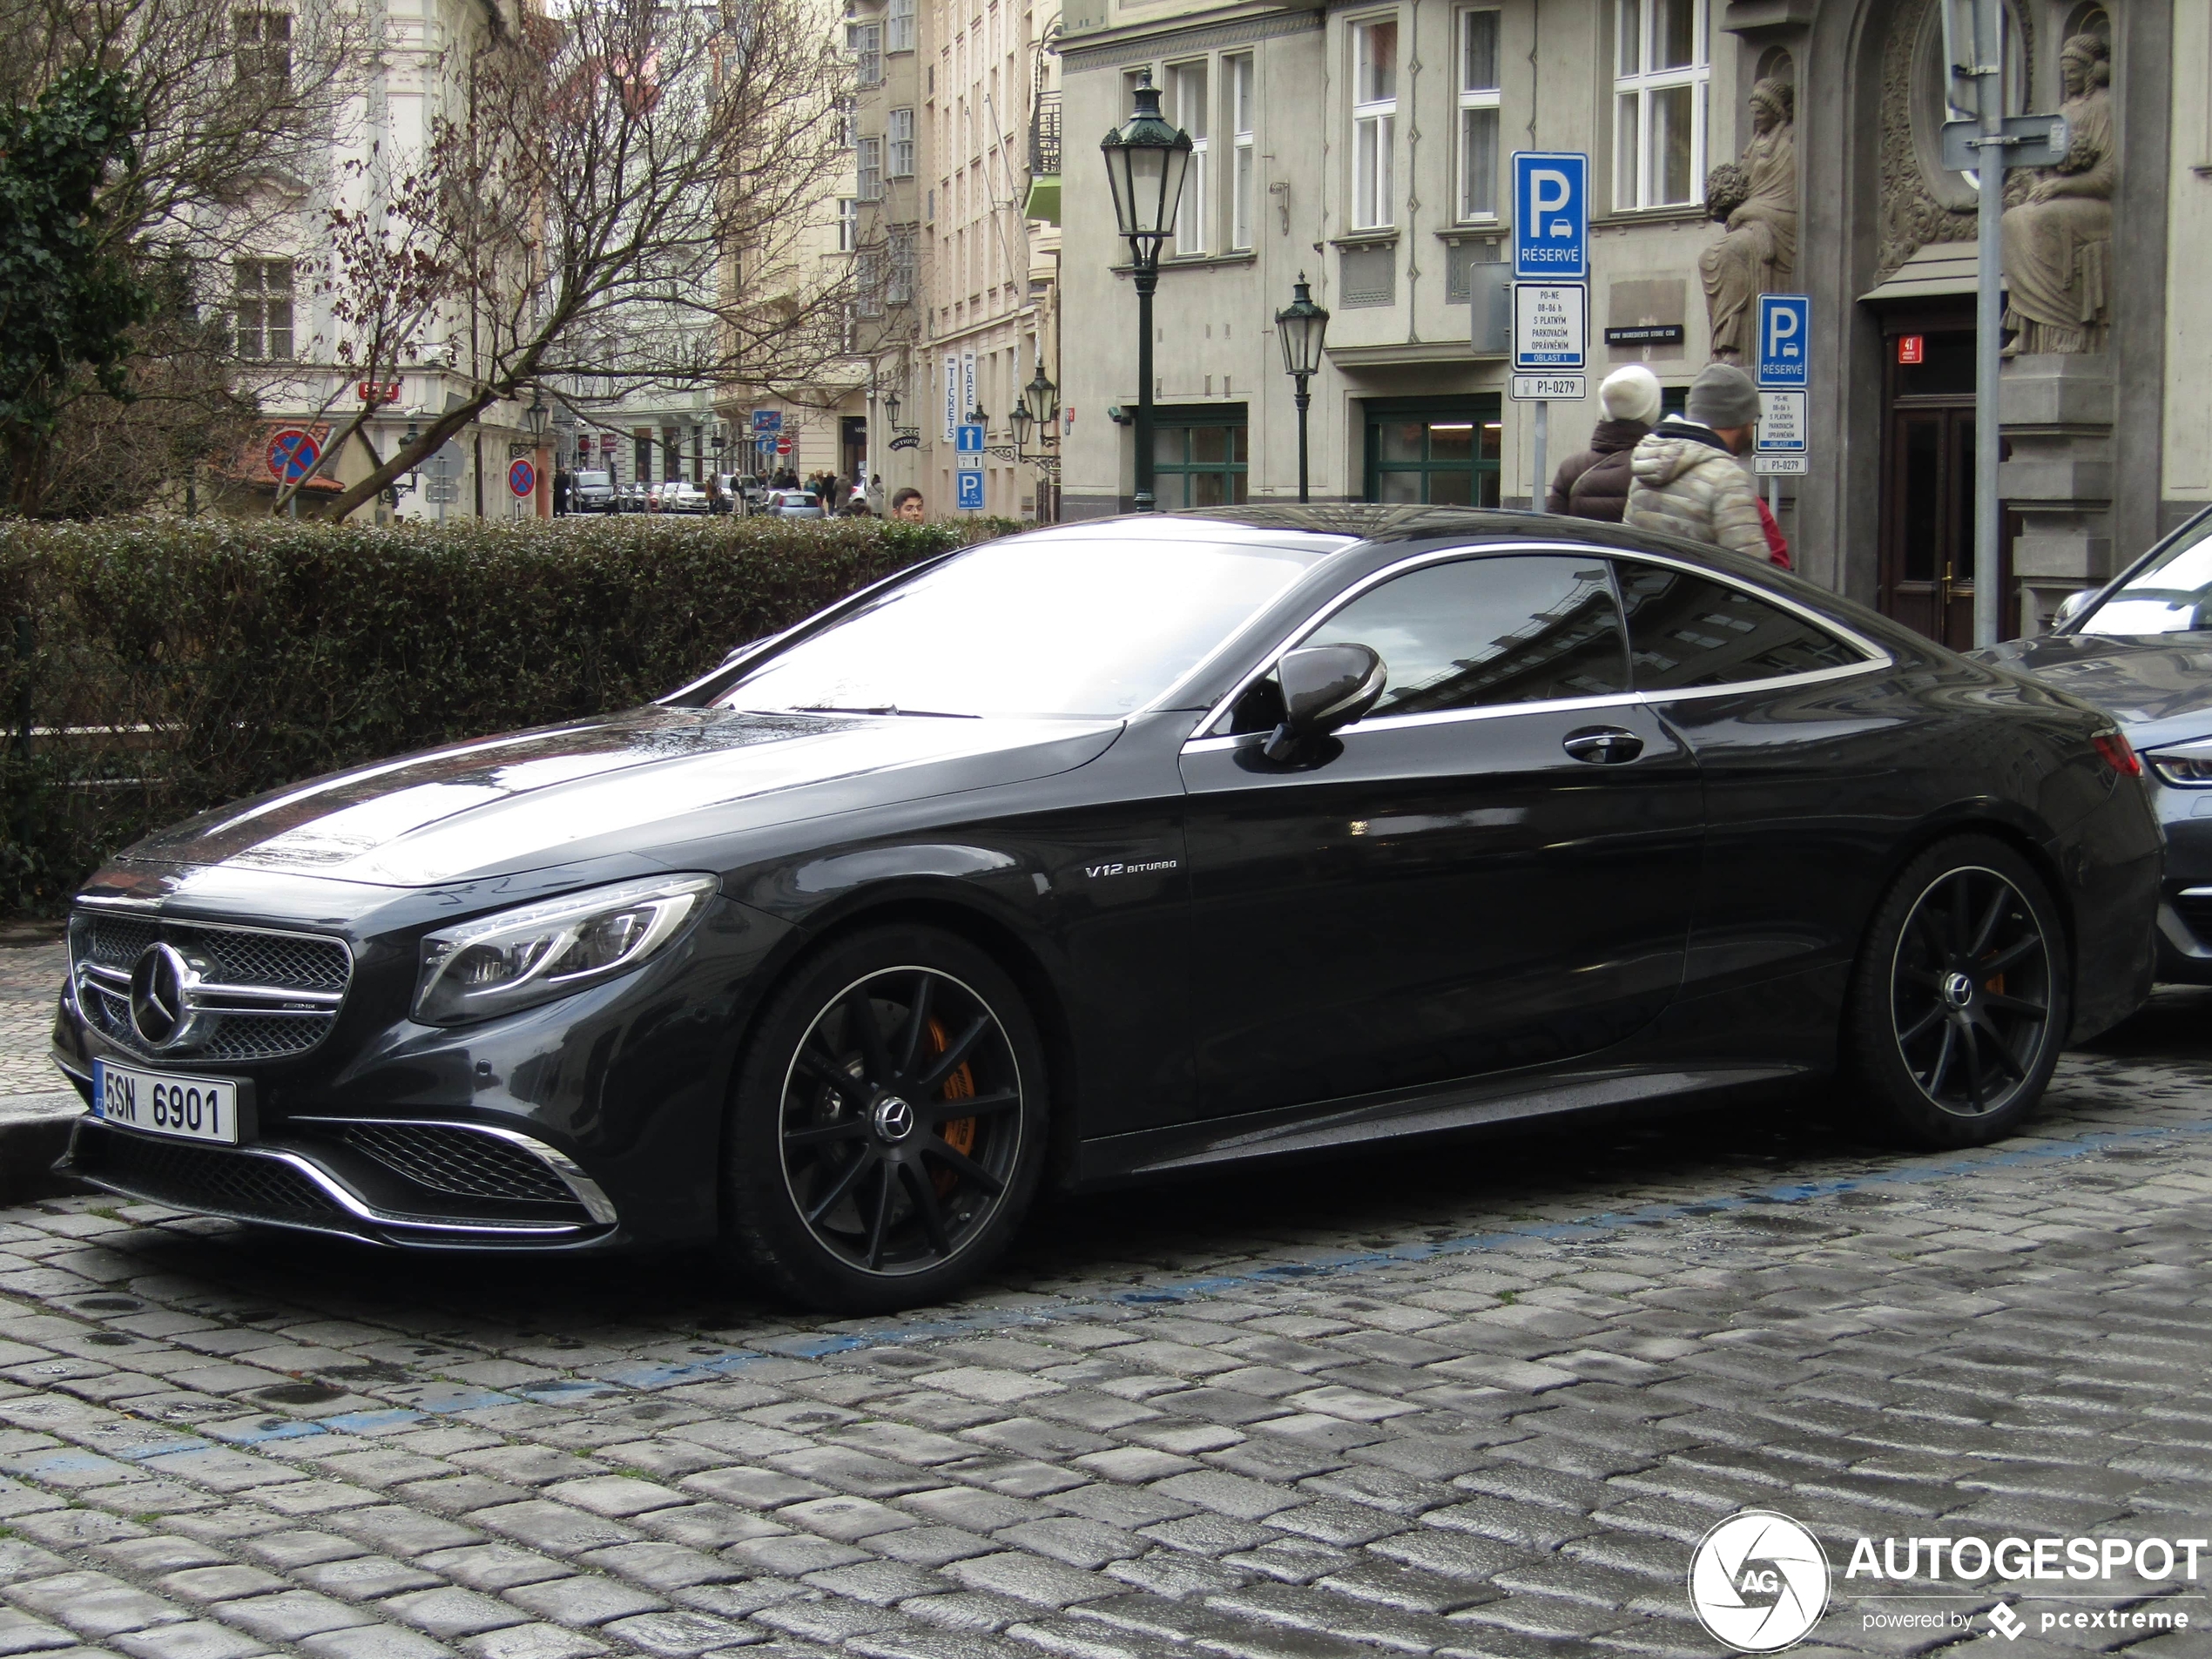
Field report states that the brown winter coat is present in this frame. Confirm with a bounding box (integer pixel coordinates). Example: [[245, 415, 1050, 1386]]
[[1546, 418, 1651, 523]]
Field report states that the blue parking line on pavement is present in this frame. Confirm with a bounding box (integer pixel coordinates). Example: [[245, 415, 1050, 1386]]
[[43, 1109, 2207, 1476]]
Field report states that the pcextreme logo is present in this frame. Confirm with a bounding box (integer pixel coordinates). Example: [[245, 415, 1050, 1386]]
[[1689, 1511, 1832, 1653]]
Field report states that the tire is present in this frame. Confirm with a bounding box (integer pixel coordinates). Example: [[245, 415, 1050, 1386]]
[[1844, 834, 2071, 1149], [721, 925, 1049, 1312]]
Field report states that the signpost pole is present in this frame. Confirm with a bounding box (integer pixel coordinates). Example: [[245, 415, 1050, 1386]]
[[1532, 401, 1548, 516], [1971, 0, 2003, 650]]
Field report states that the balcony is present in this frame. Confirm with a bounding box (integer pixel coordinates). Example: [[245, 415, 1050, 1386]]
[[1024, 90, 1061, 224]]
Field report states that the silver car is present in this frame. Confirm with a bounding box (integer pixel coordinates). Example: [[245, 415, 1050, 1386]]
[[766, 489, 823, 519]]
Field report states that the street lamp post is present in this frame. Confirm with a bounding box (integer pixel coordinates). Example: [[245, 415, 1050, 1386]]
[[525, 391, 549, 443], [1275, 274, 1330, 505], [1100, 72, 1193, 512]]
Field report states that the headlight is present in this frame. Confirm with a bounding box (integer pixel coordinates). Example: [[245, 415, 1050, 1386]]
[[2144, 737, 2212, 787], [414, 873, 718, 1026]]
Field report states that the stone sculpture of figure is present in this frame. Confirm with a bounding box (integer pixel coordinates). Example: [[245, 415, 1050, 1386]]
[[1699, 78, 1798, 363], [2001, 33, 2114, 354]]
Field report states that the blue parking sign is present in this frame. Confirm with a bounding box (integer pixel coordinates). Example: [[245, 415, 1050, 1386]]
[[1756, 294, 1811, 388], [956, 469, 985, 510], [1511, 152, 1588, 281]]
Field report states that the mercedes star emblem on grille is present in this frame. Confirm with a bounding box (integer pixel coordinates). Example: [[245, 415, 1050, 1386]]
[[129, 943, 201, 1050]]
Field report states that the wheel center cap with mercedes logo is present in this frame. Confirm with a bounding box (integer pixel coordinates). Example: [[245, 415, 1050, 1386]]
[[871, 1096, 916, 1143], [129, 943, 203, 1050], [1941, 971, 1976, 1010]]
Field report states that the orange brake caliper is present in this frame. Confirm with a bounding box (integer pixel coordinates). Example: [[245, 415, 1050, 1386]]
[[927, 1017, 976, 1197]]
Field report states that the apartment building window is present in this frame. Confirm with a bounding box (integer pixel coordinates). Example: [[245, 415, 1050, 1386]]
[[233, 259, 293, 361], [1614, 0, 1707, 210], [851, 21, 883, 87], [1458, 10, 1501, 220], [1168, 62, 1208, 256], [856, 248, 886, 318], [888, 108, 915, 178], [887, 0, 915, 52], [888, 227, 916, 304], [1351, 17, 1397, 231], [838, 198, 860, 253], [857, 136, 884, 201], [1229, 55, 1255, 252], [234, 9, 291, 91]]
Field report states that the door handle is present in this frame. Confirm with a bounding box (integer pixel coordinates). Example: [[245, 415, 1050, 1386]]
[[1562, 726, 1644, 765]]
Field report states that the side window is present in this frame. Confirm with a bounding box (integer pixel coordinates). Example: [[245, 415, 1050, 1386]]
[[1617, 563, 1865, 690], [1316, 556, 1629, 719]]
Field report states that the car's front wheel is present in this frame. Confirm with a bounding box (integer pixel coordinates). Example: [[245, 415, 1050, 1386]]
[[722, 926, 1048, 1311], [1845, 834, 2070, 1148]]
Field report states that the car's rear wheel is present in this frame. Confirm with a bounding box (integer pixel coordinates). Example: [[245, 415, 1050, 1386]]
[[722, 926, 1047, 1312], [1845, 835, 2069, 1148]]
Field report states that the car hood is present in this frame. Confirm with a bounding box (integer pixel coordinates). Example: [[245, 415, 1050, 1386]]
[[115, 705, 1122, 888], [1978, 633, 2212, 750]]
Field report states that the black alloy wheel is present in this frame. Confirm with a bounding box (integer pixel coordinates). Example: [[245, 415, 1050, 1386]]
[[724, 926, 1046, 1311], [1847, 835, 2069, 1149]]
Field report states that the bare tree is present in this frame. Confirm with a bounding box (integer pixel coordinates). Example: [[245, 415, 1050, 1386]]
[[0, 0, 361, 512], [267, 153, 455, 515], [319, 0, 858, 520]]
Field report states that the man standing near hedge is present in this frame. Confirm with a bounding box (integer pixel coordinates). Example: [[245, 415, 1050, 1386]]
[[892, 487, 925, 523]]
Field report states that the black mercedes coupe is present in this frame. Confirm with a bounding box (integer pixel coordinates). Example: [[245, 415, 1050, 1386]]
[[52, 508, 2160, 1310]]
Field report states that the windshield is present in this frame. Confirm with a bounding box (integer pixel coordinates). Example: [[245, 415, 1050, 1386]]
[[720, 530, 1331, 718], [2082, 514, 2212, 635]]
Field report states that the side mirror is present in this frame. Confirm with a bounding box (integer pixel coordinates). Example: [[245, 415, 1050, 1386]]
[[2053, 589, 2098, 631], [1263, 644, 1387, 762]]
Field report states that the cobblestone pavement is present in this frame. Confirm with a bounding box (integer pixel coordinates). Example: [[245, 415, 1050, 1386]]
[[0, 942, 65, 1098], [0, 934, 2205, 1658]]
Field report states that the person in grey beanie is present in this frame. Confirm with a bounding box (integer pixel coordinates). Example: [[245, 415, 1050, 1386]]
[[1548, 365, 1661, 523], [1623, 361, 1765, 559]]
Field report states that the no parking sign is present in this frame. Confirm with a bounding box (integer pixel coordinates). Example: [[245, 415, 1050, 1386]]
[[509, 458, 537, 498]]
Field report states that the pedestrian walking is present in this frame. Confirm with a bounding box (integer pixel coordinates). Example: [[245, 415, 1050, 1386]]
[[1623, 362, 1768, 562], [1547, 365, 1661, 523], [891, 487, 926, 523]]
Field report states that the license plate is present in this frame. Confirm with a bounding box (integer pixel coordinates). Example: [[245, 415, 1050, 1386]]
[[91, 1060, 239, 1146]]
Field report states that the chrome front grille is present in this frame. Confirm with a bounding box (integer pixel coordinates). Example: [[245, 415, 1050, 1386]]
[[71, 910, 353, 1064], [341, 1123, 576, 1204]]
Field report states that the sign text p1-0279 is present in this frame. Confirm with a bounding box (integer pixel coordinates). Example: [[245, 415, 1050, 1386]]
[[1512, 375, 1588, 402]]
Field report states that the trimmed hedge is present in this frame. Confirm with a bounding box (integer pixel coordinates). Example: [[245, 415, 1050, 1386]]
[[0, 515, 1007, 914]]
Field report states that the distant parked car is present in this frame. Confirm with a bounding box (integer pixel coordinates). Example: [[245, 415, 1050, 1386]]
[[570, 470, 615, 513], [1978, 502, 2212, 983], [614, 482, 648, 513], [660, 482, 710, 515], [766, 490, 823, 519]]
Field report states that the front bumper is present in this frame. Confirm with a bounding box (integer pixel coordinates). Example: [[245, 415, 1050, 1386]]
[[51, 887, 798, 1249], [63, 1113, 620, 1249], [2151, 790, 2212, 982]]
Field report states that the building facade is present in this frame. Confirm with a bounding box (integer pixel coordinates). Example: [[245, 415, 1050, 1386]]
[[848, 0, 1065, 518], [212, 0, 549, 522], [1058, 0, 2189, 644]]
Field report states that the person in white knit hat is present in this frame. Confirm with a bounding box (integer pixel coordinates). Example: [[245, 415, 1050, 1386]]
[[1547, 365, 1662, 523]]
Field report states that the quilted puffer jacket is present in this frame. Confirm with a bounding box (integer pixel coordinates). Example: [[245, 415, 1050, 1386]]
[[1622, 421, 1767, 561]]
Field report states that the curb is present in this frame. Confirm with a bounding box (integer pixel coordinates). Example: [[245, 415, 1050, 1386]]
[[0, 1092, 89, 1204]]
